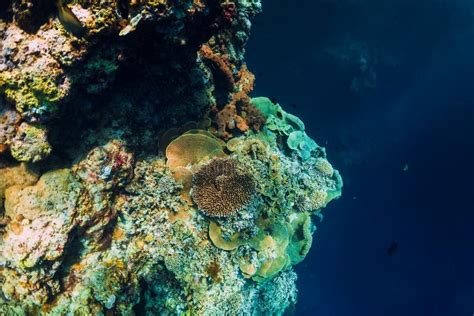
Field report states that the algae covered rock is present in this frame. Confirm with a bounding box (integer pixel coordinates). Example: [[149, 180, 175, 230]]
[[10, 122, 51, 162], [2, 169, 81, 304], [0, 0, 343, 314]]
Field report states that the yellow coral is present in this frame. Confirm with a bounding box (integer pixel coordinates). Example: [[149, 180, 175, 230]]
[[209, 213, 315, 282], [166, 133, 225, 170], [208, 221, 245, 251], [310, 189, 329, 211], [315, 158, 334, 177]]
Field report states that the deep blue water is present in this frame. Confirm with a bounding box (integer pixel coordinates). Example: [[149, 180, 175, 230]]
[[247, 1, 474, 315]]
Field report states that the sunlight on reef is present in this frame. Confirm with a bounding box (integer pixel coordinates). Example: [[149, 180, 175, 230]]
[[0, 0, 342, 314]]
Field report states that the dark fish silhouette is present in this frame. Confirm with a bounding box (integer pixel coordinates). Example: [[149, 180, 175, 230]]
[[55, 0, 86, 38], [288, 103, 297, 109], [387, 241, 399, 256]]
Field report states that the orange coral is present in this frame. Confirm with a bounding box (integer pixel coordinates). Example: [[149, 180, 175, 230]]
[[214, 65, 265, 139], [199, 44, 235, 90], [199, 44, 265, 139]]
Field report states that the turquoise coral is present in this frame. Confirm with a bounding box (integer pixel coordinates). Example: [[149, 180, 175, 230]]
[[252, 96, 322, 160]]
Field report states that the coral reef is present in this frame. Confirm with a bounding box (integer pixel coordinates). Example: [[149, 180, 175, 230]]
[[0, 0, 342, 314]]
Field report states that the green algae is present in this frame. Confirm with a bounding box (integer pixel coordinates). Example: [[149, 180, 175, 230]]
[[0, 73, 65, 118], [10, 123, 52, 162]]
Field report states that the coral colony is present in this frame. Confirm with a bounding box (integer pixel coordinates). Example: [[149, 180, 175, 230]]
[[0, 0, 342, 314]]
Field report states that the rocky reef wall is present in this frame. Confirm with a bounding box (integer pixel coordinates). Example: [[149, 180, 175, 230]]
[[0, 0, 342, 314]]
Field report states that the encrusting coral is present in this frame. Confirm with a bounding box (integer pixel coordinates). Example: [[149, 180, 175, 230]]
[[0, 0, 343, 314]]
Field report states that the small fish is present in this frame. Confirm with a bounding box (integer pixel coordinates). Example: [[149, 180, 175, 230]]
[[119, 13, 142, 36], [55, 0, 86, 38], [403, 163, 409, 172], [288, 103, 297, 109], [387, 241, 399, 256]]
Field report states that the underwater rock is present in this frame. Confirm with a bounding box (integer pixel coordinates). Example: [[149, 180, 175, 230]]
[[10, 122, 51, 162], [0, 109, 21, 154], [0, 0, 342, 314]]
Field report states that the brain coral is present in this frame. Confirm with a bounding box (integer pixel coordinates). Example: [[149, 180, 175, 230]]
[[192, 158, 255, 217]]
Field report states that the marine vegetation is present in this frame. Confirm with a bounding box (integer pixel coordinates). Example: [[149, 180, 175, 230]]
[[0, 0, 342, 314]]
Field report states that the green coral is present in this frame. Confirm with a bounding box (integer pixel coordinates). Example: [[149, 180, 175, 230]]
[[206, 129, 341, 283], [210, 212, 314, 283], [287, 130, 318, 160], [252, 96, 305, 135], [286, 212, 314, 265], [252, 96, 321, 160]]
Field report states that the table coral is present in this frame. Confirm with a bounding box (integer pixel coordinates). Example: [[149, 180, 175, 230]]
[[0, 0, 342, 314], [192, 158, 256, 217]]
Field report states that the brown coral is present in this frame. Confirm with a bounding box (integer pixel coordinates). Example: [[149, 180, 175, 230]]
[[165, 132, 225, 170], [191, 158, 255, 217], [199, 44, 265, 139], [214, 65, 265, 139], [199, 44, 235, 91]]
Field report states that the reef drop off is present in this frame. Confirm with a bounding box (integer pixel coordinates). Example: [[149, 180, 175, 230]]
[[0, 0, 342, 314]]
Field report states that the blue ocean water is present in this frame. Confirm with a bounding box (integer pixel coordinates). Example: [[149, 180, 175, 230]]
[[247, 1, 474, 315]]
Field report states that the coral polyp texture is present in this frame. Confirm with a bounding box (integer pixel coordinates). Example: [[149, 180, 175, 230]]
[[0, 0, 342, 315], [192, 158, 255, 217]]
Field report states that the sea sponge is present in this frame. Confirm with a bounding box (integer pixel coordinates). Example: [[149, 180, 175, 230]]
[[191, 158, 255, 217]]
